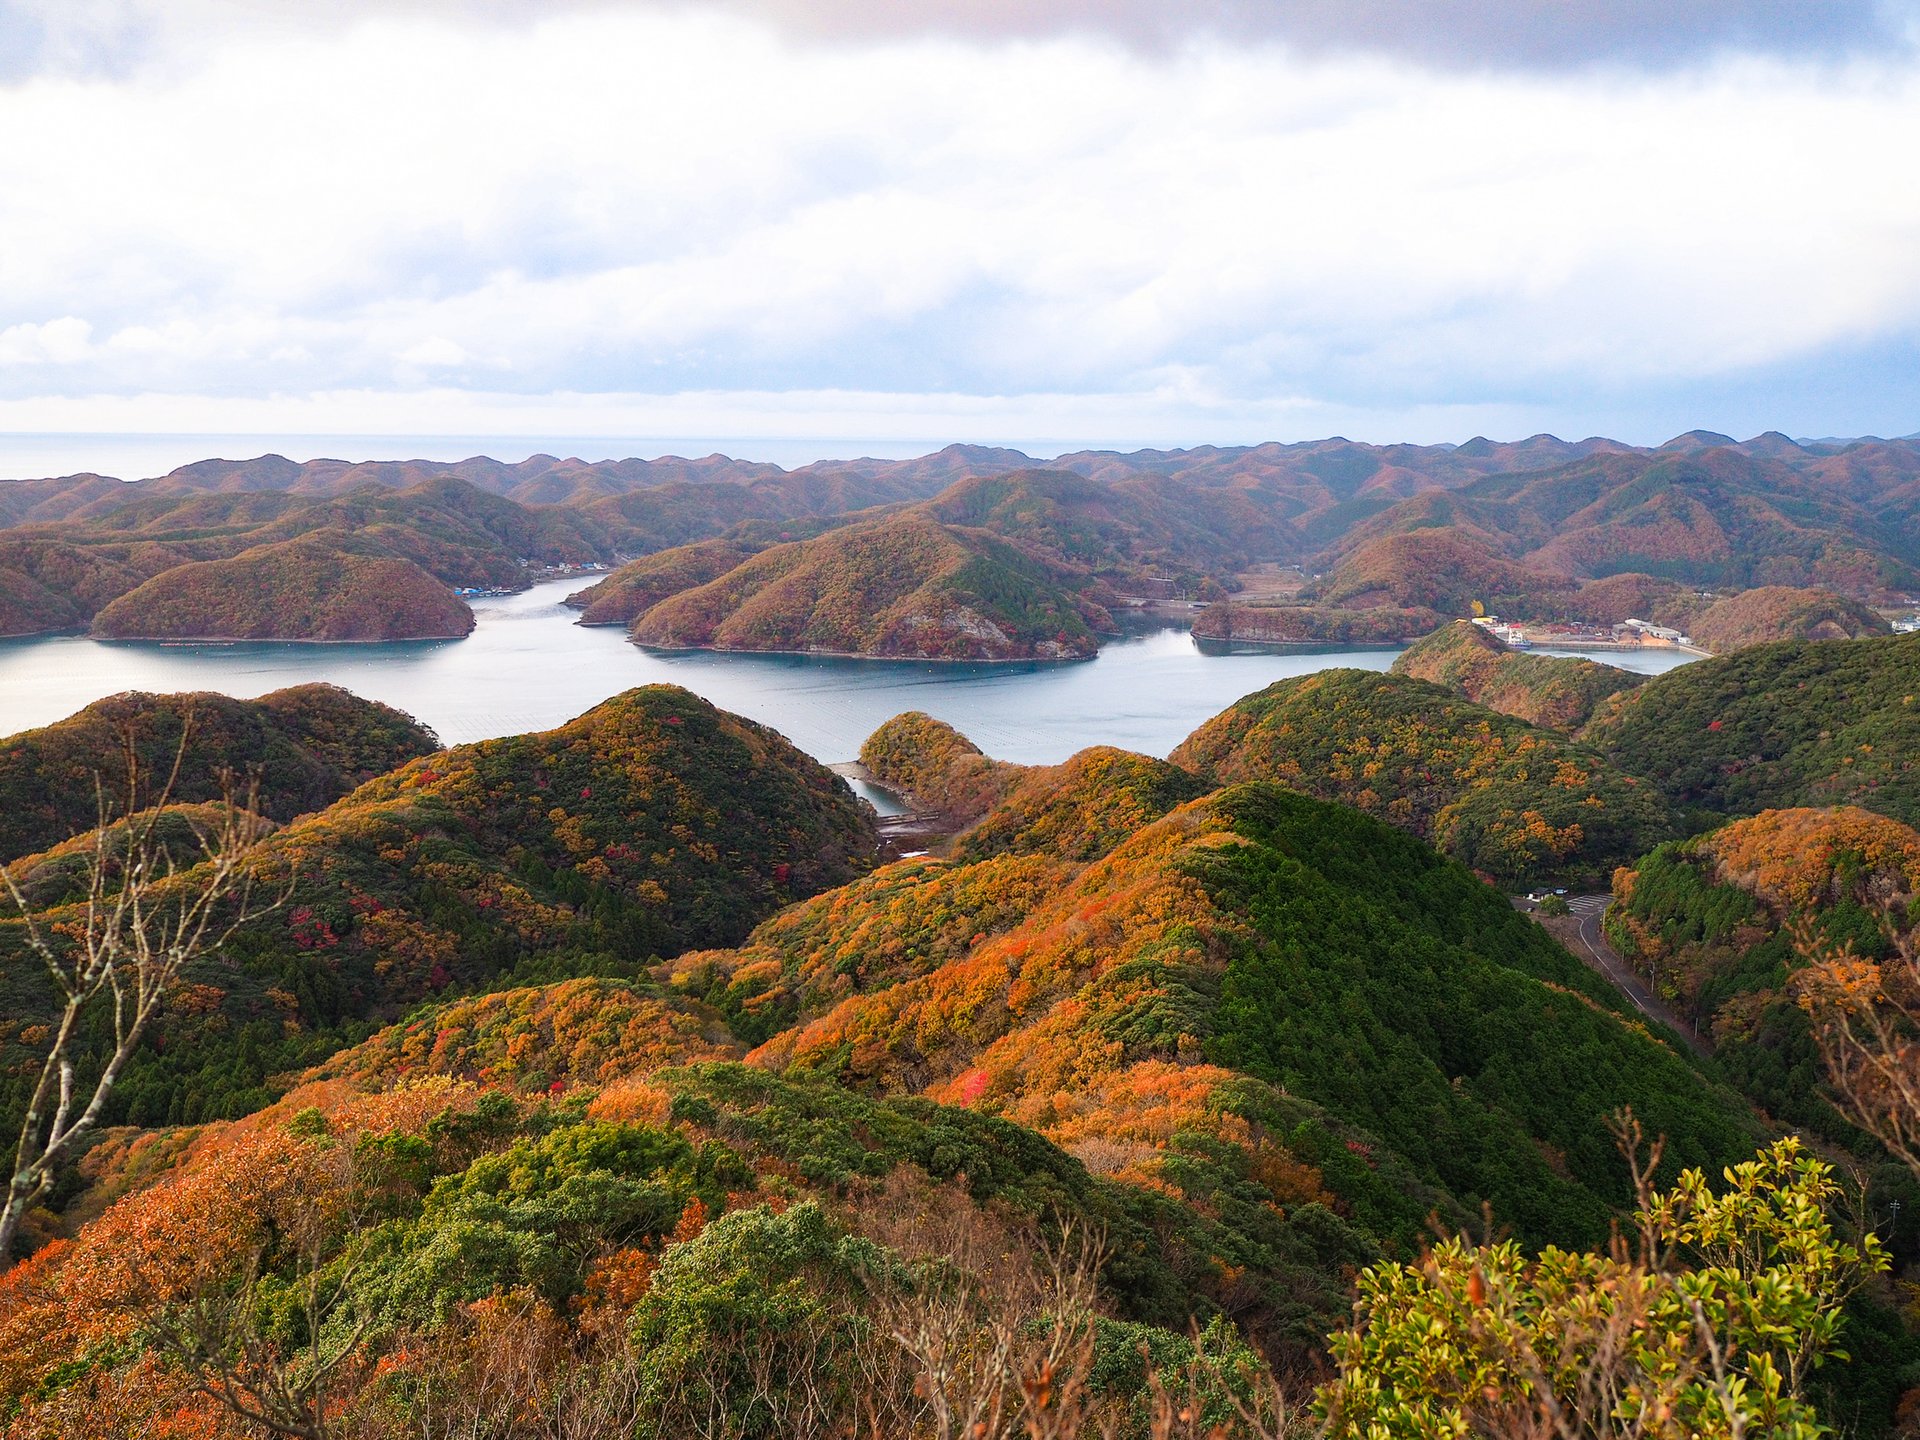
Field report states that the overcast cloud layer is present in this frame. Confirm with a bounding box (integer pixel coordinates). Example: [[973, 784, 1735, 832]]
[[0, 0, 1917, 459], [8, 0, 1918, 74]]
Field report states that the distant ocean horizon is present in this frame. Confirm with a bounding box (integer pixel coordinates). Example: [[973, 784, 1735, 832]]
[[0, 433, 1099, 483]]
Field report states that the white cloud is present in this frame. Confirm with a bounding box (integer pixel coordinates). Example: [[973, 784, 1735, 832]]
[[0, 8, 1914, 442], [0, 316, 93, 364], [396, 336, 473, 370], [3, 0, 1912, 74]]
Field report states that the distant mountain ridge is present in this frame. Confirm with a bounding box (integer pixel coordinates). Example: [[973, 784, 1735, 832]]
[[5, 430, 1918, 643], [8, 430, 1912, 522]]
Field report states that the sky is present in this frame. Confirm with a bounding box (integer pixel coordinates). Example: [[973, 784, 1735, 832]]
[[1, 0, 1918, 469]]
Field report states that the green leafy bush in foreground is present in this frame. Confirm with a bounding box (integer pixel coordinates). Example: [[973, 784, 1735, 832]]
[[1322, 1138, 1888, 1440]]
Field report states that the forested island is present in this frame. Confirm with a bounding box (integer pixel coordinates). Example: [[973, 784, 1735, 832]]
[[91, 543, 477, 642]]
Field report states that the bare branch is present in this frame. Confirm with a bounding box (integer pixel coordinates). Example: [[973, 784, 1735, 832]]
[[0, 712, 283, 1268]]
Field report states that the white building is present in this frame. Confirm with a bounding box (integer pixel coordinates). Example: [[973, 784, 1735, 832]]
[[1622, 618, 1693, 647]]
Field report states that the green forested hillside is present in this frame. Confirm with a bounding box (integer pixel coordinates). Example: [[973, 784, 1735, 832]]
[[0, 685, 438, 862], [751, 775, 1752, 1250], [1392, 620, 1644, 729], [1607, 805, 1920, 1152], [1172, 669, 1676, 887], [0, 668, 1911, 1437], [1199, 787, 1755, 1240], [0, 686, 875, 1128], [1588, 631, 1920, 825]]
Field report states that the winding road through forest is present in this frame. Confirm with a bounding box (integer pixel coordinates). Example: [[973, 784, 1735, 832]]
[[1532, 895, 1713, 1060]]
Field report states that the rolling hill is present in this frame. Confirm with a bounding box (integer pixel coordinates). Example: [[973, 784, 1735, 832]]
[[858, 710, 1022, 824], [7, 671, 1912, 1435], [917, 466, 1257, 582], [0, 1040, 1373, 1434], [1333, 446, 1920, 593], [9, 431, 1920, 646], [1684, 585, 1891, 652], [565, 538, 758, 625], [1170, 669, 1677, 887], [1391, 621, 1645, 730], [0, 686, 876, 1129], [90, 541, 476, 641], [1306, 528, 1577, 613], [1191, 601, 1445, 646], [0, 478, 607, 639], [628, 513, 1113, 660], [0, 467, 952, 641], [0, 537, 147, 636], [1587, 631, 1920, 826], [0, 685, 438, 863], [745, 772, 1752, 1251]]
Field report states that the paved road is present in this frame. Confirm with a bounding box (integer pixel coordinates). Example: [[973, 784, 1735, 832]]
[[1530, 895, 1712, 1059]]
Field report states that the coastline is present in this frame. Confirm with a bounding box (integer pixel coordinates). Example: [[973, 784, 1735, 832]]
[[94, 629, 475, 646], [1528, 639, 1715, 658], [0, 625, 88, 642], [631, 638, 1099, 665], [1191, 635, 1416, 653], [828, 760, 951, 851]]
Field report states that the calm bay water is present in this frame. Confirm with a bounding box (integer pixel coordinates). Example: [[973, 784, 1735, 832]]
[[1531, 646, 1701, 675], [0, 580, 1697, 775]]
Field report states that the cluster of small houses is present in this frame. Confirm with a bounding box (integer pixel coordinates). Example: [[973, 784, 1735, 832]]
[[1472, 615, 1694, 650], [453, 562, 616, 598]]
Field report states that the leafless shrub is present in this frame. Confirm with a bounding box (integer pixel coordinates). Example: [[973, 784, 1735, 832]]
[[1, 717, 283, 1267]]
